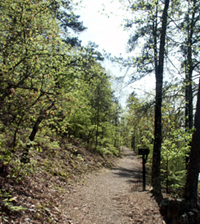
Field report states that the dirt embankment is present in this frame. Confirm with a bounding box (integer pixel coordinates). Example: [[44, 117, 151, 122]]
[[1, 146, 166, 223]]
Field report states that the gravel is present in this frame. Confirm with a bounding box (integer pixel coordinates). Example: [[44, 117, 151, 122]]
[[62, 147, 166, 224]]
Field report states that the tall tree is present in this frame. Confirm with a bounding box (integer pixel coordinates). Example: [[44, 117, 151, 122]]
[[178, 0, 200, 167], [151, 0, 170, 201], [118, 0, 171, 201], [181, 0, 200, 131], [54, 0, 87, 47], [183, 78, 200, 208]]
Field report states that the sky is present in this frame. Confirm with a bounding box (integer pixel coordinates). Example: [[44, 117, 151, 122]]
[[74, 0, 129, 56], [73, 0, 155, 106]]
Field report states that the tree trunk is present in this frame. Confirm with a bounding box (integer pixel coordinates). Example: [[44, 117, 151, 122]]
[[131, 135, 135, 151], [183, 78, 200, 208], [185, 0, 196, 168], [20, 115, 44, 163], [95, 96, 100, 150], [20, 101, 54, 163], [151, 0, 170, 203]]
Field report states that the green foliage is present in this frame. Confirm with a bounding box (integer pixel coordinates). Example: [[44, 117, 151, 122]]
[[96, 145, 117, 156], [35, 134, 60, 151], [123, 91, 154, 153], [2, 198, 27, 212], [123, 83, 194, 196], [161, 122, 192, 194], [97, 138, 120, 156], [0, 189, 27, 213], [0, 6, 122, 224], [0, 0, 121, 165]]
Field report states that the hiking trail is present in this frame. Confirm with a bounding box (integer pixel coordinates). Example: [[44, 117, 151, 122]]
[[61, 147, 165, 224]]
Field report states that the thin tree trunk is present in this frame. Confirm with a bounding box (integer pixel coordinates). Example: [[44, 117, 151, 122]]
[[151, 0, 170, 203], [185, 0, 196, 167], [21, 101, 54, 163]]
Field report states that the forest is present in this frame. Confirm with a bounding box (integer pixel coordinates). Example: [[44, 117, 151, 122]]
[[0, 0, 200, 223]]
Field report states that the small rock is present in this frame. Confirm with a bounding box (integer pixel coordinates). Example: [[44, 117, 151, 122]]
[[25, 218, 31, 222]]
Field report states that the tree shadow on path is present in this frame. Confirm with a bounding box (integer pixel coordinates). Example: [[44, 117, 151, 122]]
[[112, 167, 141, 183], [112, 147, 146, 191]]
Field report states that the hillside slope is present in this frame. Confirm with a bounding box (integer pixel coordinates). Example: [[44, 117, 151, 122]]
[[0, 142, 116, 223]]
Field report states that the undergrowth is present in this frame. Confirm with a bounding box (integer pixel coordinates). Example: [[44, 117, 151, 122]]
[[0, 135, 118, 223]]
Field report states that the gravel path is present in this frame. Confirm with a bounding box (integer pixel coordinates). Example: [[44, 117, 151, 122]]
[[62, 147, 166, 224]]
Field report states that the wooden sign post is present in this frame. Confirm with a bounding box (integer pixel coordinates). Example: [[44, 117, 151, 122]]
[[138, 148, 150, 191]]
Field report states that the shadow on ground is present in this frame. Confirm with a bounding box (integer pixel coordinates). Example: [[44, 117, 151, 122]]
[[122, 153, 136, 157], [112, 167, 141, 182]]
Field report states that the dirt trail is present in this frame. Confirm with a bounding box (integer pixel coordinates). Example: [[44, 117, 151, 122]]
[[61, 147, 165, 224]]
